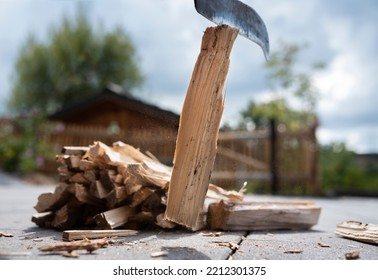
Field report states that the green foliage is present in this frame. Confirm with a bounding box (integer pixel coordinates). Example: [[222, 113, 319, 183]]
[[265, 41, 324, 113], [320, 143, 378, 194], [0, 115, 53, 174], [239, 97, 317, 130], [8, 9, 143, 114], [238, 41, 322, 130]]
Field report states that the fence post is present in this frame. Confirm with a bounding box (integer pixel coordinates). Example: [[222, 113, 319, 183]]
[[308, 122, 320, 195], [270, 118, 278, 194]]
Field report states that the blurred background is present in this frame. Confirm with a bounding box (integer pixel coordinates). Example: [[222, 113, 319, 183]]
[[1, 0, 377, 196]]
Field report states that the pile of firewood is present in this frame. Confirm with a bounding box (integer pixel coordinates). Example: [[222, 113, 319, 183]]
[[32, 141, 242, 231]]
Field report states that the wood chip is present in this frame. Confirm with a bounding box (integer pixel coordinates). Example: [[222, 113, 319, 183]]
[[200, 232, 224, 237], [318, 242, 330, 248], [61, 250, 80, 258], [345, 250, 360, 260], [0, 232, 14, 237], [150, 250, 169, 258], [32, 238, 44, 242], [212, 241, 240, 250], [284, 250, 303, 254]]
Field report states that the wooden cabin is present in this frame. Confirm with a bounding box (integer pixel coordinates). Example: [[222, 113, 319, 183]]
[[47, 86, 180, 164], [49, 85, 179, 132]]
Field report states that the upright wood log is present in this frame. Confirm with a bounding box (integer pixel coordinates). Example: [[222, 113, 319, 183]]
[[165, 25, 239, 230]]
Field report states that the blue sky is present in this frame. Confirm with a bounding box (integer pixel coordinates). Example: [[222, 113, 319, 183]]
[[1, 0, 378, 153]]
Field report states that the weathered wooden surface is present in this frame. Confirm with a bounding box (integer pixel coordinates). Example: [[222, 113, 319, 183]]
[[207, 200, 321, 230]]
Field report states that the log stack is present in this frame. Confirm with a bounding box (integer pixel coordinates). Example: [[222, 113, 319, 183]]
[[32, 141, 242, 231]]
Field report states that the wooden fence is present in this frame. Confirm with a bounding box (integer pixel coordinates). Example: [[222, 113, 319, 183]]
[[36, 120, 319, 195]]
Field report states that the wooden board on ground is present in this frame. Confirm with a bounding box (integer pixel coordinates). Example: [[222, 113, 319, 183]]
[[62, 229, 138, 241], [335, 220, 378, 245], [207, 200, 321, 231]]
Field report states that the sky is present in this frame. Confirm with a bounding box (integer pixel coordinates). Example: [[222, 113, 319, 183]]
[[0, 0, 377, 153]]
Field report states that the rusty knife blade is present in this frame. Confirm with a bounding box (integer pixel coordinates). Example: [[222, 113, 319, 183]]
[[194, 0, 269, 60]]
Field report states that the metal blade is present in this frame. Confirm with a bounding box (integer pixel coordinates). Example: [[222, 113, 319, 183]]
[[194, 0, 269, 60]]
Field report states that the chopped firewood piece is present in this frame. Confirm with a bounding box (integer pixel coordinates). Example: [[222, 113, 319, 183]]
[[51, 199, 83, 230], [79, 159, 97, 171], [57, 154, 81, 169], [39, 238, 108, 254], [31, 212, 54, 227], [69, 172, 89, 184], [165, 26, 239, 230], [336, 221, 378, 245], [105, 186, 128, 208], [127, 162, 170, 188], [129, 187, 154, 208], [90, 181, 110, 200], [86, 141, 134, 167], [125, 211, 155, 229], [112, 141, 152, 163], [34, 183, 74, 213], [94, 205, 136, 229], [62, 229, 138, 241], [74, 183, 104, 208], [61, 146, 89, 156], [83, 170, 98, 182], [207, 200, 321, 231]]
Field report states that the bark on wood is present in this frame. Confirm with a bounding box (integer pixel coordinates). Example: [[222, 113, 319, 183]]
[[207, 200, 321, 230], [336, 221, 378, 245]]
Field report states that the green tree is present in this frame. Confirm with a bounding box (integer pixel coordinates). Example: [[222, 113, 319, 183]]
[[239, 41, 324, 130], [8, 9, 143, 114]]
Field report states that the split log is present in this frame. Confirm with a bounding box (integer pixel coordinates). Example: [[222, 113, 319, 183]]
[[165, 25, 239, 230], [31, 212, 54, 227], [94, 205, 136, 229], [336, 221, 378, 245], [207, 200, 321, 230], [34, 183, 74, 213], [50, 199, 84, 230]]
